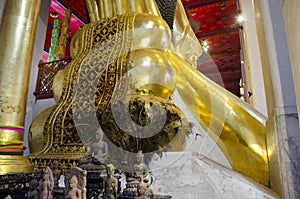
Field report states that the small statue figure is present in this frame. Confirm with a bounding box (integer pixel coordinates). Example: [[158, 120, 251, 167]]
[[122, 151, 154, 197], [134, 150, 149, 178], [137, 177, 147, 197], [52, 160, 61, 189], [78, 128, 108, 166], [90, 128, 108, 164], [64, 167, 87, 199], [104, 164, 118, 199], [66, 175, 82, 199], [25, 179, 39, 199], [39, 166, 54, 199], [143, 178, 153, 197], [131, 176, 153, 199]]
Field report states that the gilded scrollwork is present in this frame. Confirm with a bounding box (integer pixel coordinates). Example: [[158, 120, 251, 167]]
[[30, 14, 136, 170]]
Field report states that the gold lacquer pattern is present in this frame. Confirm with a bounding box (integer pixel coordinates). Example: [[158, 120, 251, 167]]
[[30, 14, 136, 170], [72, 14, 134, 145], [28, 158, 78, 173], [0, 172, 40, 191]]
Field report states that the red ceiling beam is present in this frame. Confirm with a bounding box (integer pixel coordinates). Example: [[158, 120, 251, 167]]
[[199, 66, 241, 74], [205, 71, 241, 82], [196, 26, 239, 38], [209, 50, 240, 58], [56, 0, 88, 23], [183, 0, 220, 8]]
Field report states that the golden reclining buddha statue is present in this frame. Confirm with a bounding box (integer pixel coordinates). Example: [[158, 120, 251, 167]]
[[29, 0, 269, 185]]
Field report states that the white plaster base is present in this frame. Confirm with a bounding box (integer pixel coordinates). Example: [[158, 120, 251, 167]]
[[149, 152, 279, 199]]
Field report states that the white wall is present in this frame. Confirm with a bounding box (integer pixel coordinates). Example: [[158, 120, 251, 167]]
[[281, 0, 300, 121], [259, 0, 296, 113], [239, 0, 268, 116], [257, 0, 300, 197], [24, 0, 52, 155]]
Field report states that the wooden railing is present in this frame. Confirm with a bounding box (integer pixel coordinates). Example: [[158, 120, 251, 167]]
[[34, 59, 70, 100]]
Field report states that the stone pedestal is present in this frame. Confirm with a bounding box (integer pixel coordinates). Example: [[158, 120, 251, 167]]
[[149, 152, 279, 199]]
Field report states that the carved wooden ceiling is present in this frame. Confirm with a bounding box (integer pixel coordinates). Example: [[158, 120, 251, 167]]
[[44, 0, 243, 96], [182, 0, 242, 96]]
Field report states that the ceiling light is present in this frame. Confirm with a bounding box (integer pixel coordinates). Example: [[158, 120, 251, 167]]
[[237, 15, 245, 23], [202, 40, 209, 52]]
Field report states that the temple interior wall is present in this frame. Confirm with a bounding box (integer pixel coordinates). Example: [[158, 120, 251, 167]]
[[281, 0, 300, 120]]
